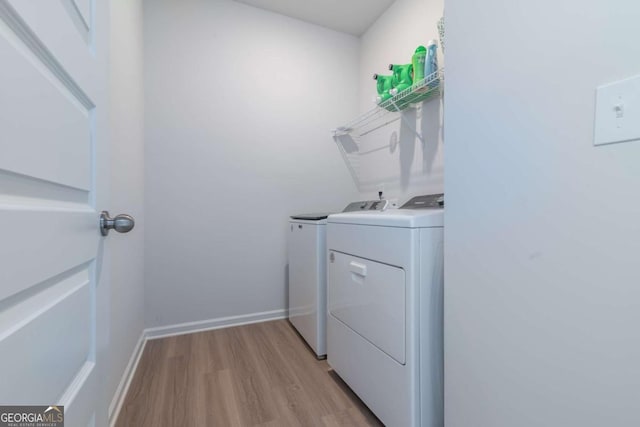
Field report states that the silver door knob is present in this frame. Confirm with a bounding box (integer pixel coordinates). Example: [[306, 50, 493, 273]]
[[100, 211, 135, 236]]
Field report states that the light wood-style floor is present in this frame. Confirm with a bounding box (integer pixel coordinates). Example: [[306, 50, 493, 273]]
[[116, 319, 383, 426]]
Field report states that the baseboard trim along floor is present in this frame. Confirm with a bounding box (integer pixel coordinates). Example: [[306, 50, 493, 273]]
[[145, 309, 287, 340], [108, 309, 287, 426], [108, 331, 147, 426]]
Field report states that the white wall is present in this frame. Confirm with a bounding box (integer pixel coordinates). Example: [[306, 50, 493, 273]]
[[143, 0, 359, 328], [355, 0, 444, 200], [108, 0, 145, 418], [445, 1, 640, 426]]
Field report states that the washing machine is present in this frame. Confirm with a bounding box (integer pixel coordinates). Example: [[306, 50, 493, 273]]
[[288, 213, 329, 358], [326, 194, 444, 427], [288, 200, 388, 358]]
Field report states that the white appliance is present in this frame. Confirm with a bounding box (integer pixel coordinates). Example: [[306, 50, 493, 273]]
[[326, 194, 444, 427], [288, 213, 329, 358], [288, 200, 388, 358]]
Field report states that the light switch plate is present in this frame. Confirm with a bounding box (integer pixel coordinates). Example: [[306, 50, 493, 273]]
[[594, 74, 640, 146]]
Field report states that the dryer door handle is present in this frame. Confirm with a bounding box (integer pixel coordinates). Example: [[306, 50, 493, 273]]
[[349, 261, 367, 277]]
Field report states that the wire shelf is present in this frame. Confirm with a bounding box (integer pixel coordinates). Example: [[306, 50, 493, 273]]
[[332, 68, 443, 140], [331, 69, 443, 190]]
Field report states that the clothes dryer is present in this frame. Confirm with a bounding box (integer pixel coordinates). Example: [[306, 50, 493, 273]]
[[326, 194, 444, 426]]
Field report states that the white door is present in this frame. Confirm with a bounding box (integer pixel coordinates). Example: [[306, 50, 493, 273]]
[[0, 1, 110, 426]]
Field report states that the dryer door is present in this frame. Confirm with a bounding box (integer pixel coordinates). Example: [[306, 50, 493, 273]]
[[328, 252, 406, 364]]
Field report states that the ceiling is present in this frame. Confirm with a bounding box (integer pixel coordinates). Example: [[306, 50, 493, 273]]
[[232, 0, 396, 36]]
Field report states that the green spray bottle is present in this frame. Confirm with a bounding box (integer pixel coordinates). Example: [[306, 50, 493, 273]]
[[412, 46, 427, 85], [373, 73, 395, 103]]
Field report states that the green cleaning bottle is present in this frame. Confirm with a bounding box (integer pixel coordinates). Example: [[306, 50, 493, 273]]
[[412, 46, 427, 85], [388, 63, 413, 96], [373, 73, 395, 103]]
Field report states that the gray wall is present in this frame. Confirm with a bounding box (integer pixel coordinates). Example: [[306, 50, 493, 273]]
[[143, 0, 359, 328], [444, 0, 640, 425], [108, 0, 145, 418]]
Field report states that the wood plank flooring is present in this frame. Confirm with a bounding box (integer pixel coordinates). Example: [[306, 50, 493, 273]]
[[116, 319, 383, 427]]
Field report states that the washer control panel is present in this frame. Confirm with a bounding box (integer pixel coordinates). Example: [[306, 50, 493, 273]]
[[400, 193, 444, 209], [342, 199, 389, 212]]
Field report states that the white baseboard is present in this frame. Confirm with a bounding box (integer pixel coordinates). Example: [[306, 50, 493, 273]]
[[145, 308, 287, 340], [107, 309, 286, 425], [108, 332, 147, 426]]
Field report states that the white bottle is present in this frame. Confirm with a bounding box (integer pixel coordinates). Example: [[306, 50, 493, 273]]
[[425, 39, 439, 87]]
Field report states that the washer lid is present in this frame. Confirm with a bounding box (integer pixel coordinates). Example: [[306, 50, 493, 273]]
[[327, 208, 443, 228], [290, 212, 332, 220]]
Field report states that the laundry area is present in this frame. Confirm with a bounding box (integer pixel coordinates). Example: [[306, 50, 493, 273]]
[[1, 0, 639, 426], [140, 0, 446, 423]]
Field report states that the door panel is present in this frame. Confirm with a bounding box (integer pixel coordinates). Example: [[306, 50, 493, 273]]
[[328, 251, 406, 364], [0, 268, 91, 403], [0, 31, 91, 189], [0, 0, 108, 425], [0, 203, 95, 302], [70, 0, 92, 32], [59, 0, 91, 44], [0, 2, 93, 190], [6, 0, 97, 97]]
